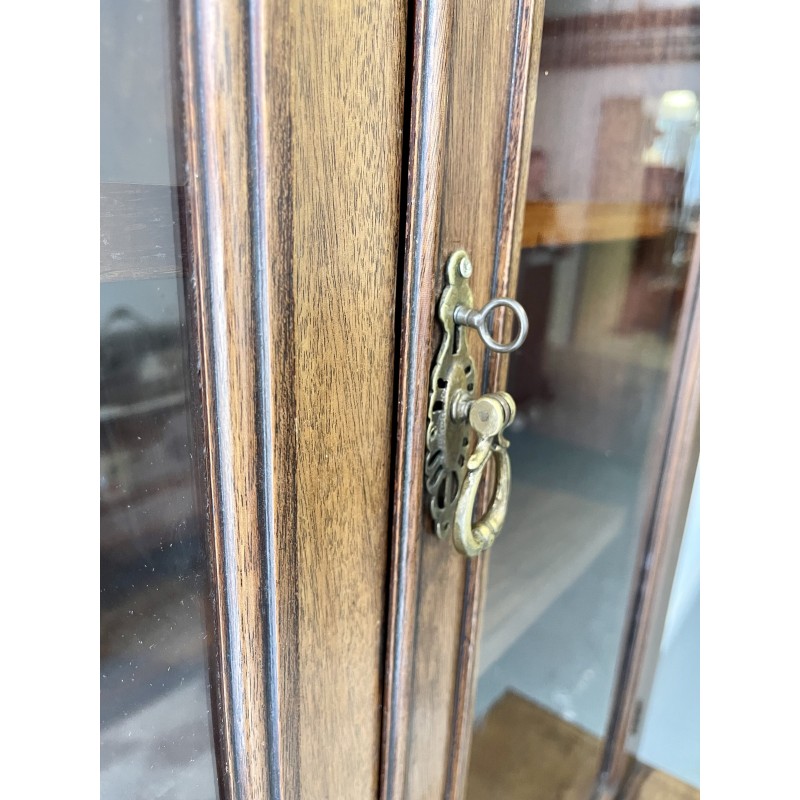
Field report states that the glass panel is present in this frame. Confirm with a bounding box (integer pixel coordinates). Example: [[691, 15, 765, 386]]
[[636, 465, 700, 788], [468, 1, 699, 796], [100, 2, 219, 798]]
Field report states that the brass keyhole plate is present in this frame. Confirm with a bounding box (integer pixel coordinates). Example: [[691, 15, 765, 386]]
[[425, 251, 476, 539]]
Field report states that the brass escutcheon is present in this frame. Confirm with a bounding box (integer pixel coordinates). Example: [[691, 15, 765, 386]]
[[425, 250, 527, 557]]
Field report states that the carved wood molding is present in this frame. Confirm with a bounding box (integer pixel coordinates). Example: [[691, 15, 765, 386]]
[[181, 2, 407, 798], [380, 2, 546, 798]]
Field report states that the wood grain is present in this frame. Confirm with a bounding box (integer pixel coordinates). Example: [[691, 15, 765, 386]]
[[466, 692, 697, 800], [450, 5, 545, 798], [286, 2, 406, 798], [379, 2, 546, 798], [407, 0, 519, 790], [254, 2, 297, 797], [180, 1, 271, 798], [181, 0, 407, 798], [380, 1, 452, 798]]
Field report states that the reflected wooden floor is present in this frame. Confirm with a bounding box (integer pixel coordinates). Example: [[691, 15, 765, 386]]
[[467, 692, 699, 800]]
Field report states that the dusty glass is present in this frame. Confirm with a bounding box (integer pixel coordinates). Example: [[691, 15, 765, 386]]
[[100, 1, 219, 797]]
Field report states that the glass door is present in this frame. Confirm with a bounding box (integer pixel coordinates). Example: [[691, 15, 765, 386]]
[[466, 1, 700, 796], [100, 2, 220, 797]]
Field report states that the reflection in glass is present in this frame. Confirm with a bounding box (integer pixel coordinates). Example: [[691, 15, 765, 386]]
[[468, 1, 699, 796], [100, 1, 219, 798], [636, 466, 700, 786], [100, 281, 218, 800]]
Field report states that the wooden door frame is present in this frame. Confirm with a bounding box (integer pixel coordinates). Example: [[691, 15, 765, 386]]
[[175, 0, 699, 796], [180, 2, 279, 796], [383, 4, 699, 795], [380, 2, 546, 798], [178, 0, 549, 796], [179, 0, 407, 798]]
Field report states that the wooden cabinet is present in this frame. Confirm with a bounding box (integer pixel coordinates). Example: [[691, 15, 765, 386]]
[[100, 1, 699, 797]]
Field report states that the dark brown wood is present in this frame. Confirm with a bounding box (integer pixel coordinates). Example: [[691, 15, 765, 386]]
[[100, 183, 183, 282], [180, 1, 407, 798], [410, 0, 521, 788], [380, 1, 452, 798], [278, 3, 406, 797], [255, 3, 297, 797], [379, 2, 545, 798], [594, 236, 700, 799], [177, 1, 573, 796], [449, 3, 545, 798], [180, 1, 272, 797]]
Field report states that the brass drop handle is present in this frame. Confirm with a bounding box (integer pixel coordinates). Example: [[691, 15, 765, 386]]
[[425, 250, 527, 557], [452, 393, 516, 556]]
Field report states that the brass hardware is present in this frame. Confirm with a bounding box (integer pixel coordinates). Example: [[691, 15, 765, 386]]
[[425, 250, 527, 557]]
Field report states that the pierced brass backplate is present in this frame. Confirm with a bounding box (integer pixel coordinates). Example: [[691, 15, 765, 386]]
[[425, 251, 476, 540], [425, 250, 528, 557]]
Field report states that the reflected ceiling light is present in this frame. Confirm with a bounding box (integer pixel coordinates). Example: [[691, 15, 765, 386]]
[[659, 90, 699, 120]]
